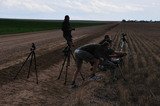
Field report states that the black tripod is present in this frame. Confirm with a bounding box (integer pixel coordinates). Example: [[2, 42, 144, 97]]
[[57, 45, 84, 84], [14, 43, 38, 84]]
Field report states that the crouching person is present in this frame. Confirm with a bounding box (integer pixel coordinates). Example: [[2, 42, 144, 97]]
[[71, 42, 127, 86]]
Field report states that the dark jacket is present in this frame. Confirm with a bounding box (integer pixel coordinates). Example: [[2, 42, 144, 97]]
[[62, 21, 72, 39], [77, 44, 114, 59]]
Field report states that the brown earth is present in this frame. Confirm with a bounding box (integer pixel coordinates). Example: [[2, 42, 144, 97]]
[[0, 22, 160, 105]]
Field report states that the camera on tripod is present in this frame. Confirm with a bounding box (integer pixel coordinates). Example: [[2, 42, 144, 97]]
[[30, 43, 36, 51], [14, 43, 38, 84]]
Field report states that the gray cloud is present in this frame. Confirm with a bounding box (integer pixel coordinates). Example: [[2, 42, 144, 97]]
[[0, 0, 159, 20], [0, 0, 55, 13]]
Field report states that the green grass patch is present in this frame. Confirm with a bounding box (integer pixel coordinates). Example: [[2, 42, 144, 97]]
[[0, 19, 107, 35]]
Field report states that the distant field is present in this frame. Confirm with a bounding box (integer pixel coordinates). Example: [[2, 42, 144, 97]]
[[0, 19, 108, 35]]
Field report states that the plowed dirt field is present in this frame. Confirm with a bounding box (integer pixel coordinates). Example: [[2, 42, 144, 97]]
[[0, 22, 160, 105]]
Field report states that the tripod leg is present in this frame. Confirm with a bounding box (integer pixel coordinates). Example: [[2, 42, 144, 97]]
[[79, 71, 85, 81], [70, 51, 76, 61], [33, 52, 38, 84], [14, 52, 32, 79], [119, 58, 123, 68], [118, 65, 126, 81], [126, 43, 131, 57], [64, 55, 70, 84], [64, 64, 68, 85], [57, 56, 67, 80], [27, 52, 33, 78], [67, 52, 71, 66]]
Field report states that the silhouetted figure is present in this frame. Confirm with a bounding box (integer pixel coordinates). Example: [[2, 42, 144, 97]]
[[99, 35, 112, 46], [62, 15, 75, 47]]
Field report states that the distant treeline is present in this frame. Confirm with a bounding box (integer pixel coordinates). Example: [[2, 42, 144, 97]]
[[122, 19, 160, 23], [0, 19, 108, 35]]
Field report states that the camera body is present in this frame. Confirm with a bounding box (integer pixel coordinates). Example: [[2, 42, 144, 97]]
[[30, 43, 36, 51]]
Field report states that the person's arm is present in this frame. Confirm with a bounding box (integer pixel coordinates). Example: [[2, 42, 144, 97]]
[[99, 39, 105, 44], [110, 51, 127, 58]]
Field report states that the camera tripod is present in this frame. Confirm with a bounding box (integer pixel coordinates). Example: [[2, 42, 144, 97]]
[[57, 45, 84, 84], [119, 39, 131, 58], [115, 59, 127, 82], [14, 43, 38, 84]]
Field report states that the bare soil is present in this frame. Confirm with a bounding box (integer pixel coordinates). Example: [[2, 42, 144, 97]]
[[0, 22, 160, 106], [0, 23, 118, 105]]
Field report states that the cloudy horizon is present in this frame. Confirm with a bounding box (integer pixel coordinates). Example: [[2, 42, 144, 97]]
[[0, 0, 159, 21]]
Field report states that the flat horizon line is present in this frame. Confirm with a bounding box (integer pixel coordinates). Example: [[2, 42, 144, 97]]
[[0, 17, 121, 22]]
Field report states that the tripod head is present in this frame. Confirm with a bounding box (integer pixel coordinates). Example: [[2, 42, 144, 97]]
[[30, 43, 36, 52]]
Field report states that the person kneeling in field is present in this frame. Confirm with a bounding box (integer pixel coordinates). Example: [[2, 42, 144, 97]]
[[71, 42, 127, 86], [99, 34, 112, 45]]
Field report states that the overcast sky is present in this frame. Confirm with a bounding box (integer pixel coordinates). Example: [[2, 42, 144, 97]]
[[0, 0, 159, 21]]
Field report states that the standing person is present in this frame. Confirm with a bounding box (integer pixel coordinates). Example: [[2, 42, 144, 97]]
[[71, 42, 127, 86], [61, 15, 75, 47]]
